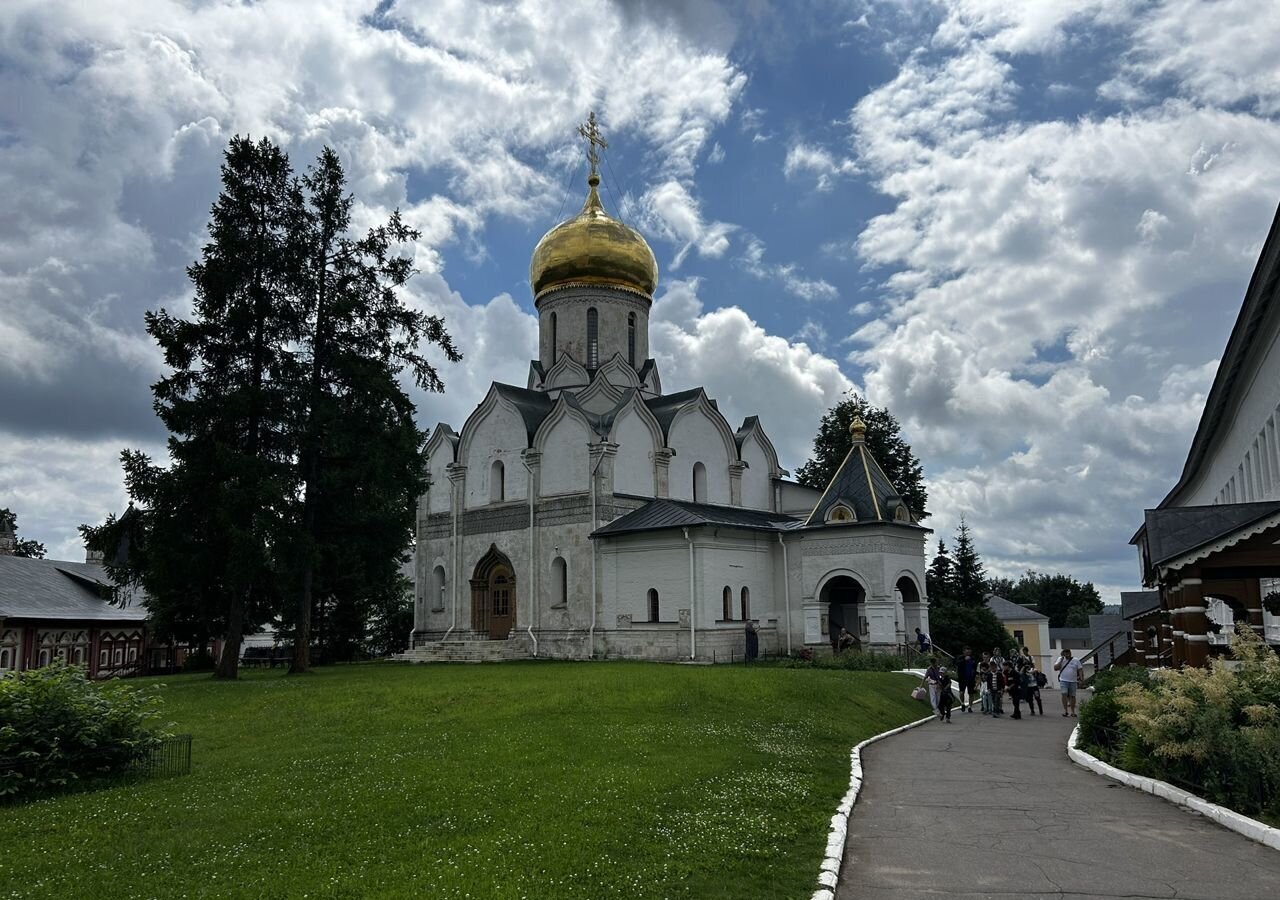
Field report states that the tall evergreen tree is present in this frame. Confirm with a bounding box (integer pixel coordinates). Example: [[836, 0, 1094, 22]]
[[285, 148, 459, 674], [925, 540, 953, 603], [950, 517, 988, 607], [796, 393, 928, 518], [0, 508, 46, 559]]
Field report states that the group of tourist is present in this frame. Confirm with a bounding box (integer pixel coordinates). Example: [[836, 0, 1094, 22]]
[[920, 645, 1083, 723]]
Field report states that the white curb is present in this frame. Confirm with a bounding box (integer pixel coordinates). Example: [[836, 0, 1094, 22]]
[[1067, 725, 1280, 852], [811, 674, 935, 900]]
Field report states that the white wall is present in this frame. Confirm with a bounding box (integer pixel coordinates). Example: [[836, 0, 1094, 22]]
[[612, 406, 657, 497], [426, 441, 454, 514], [668, 408, 732, 505], [739, 433, 773, 510], [463, 404, 528, 508], [540, 414, 591, 497]]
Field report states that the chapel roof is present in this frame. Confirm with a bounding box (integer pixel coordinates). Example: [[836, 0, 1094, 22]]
[[1120, 590, 1161, 620], [985, 593, 1049, 622], [803, 417, 923, 528], [1131, 500, 1280, 573], [591, 497, 804, 538], [0, 555, 145, 623]]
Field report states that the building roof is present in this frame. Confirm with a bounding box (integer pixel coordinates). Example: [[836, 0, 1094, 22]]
[[0, 555, 145, 623], [1133, 500, 1280, 571], [1161, 202, 1280, 507], [1050, 627, 1091, 642], [1088, 613, 1129, 666], [591, 498, 804, 538], [803, 426, 922, 528], [985, 593, 1049, 622], [493, 383, 556, 443], [1120, 590, 1161, 620], [643, 388, 705, 435]]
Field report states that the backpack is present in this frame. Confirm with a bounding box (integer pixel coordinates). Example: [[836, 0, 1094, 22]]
[[1022, 670, 1035, 690], [1035, 671, 1048, 689]]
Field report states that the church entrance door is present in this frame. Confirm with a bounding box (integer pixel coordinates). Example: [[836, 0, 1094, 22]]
[[470, 546, 517, 640]]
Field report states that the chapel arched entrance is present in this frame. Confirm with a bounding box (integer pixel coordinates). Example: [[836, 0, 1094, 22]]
[[820, 575, 866, 650], [471, 545, 516, 639]]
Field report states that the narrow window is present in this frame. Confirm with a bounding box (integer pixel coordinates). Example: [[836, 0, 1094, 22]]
[[0, 648, 10, 669], [722, 585, 733, 621], [550, 311, 558, 364], [693, 462, 707, 503], [99, 648, 109, 667], [432, 566, 447, 611], [627, 312, 636, 366], [740, 586, 750, 621], [552, 556, 568, 607], [113, 648, 123, 666], [587, 307, 599, 368], [490, 459, 505, 503], [647, 588, 660, 623]]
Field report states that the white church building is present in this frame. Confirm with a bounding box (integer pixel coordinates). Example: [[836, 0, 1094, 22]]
[[405, 122, 930, 662]]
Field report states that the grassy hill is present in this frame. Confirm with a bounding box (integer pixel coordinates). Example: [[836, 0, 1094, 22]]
[[0, 661, 921, 899]]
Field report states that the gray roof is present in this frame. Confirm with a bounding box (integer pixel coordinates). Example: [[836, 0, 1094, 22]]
[[0, 555, 145, 623], [1134, 501, 1280, 570], [804, 437, 921, 528], [643, 388, 705, 436], [592, 498, 803, 538], [985, 593, 1049, 622], [1162, 202, 1280, 506], [1120, 590, 1161, 620], [493, 383, 555, 443], [1050, 627, 1091, 642], [1088, 613, 1129, 667]]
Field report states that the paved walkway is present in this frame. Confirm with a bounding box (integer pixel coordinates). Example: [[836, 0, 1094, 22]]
[[837, 699, 1280, 900]]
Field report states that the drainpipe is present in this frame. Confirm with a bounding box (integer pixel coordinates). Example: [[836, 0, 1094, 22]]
[[778, 532, 791, 655], [684, 527, 696, 660], [587, 446, 607, 659], [523, 456, 539, 657], [442, 479, 459, 641]]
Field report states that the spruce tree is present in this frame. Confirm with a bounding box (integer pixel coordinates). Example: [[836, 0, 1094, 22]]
[[950, 517, 988, 607], [285, 148, 459, 673], [925, 540, 953, 603], [796, 393, 928, 518]]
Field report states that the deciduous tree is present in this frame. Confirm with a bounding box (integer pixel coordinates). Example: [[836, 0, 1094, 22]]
[[0, 508, 46, 559]]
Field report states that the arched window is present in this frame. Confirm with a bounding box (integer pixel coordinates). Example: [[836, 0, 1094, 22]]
[[693, 462, 707, 503], [490, 459, 505, 503], [627, 312, 636, 366], [432, 565, 447, 611], [740, 586, 750, 621], [647, 588, 659, 623], [0, 648, 10, 670], [550, 311, 558, 364], [587, 307, 599, 368], [722, 585, 733, 621], [552, 556, 568, 607]]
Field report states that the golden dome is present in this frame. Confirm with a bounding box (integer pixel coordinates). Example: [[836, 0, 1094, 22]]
[[530, 174, 658, 300]]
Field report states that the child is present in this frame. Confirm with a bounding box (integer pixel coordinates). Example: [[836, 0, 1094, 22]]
[[1005, 661, 1023, 720], [937, 667, 955, 723], [979, 662, 992, 715], [1028, 667, 1047, 716], [1021, 665, 1038, 715]]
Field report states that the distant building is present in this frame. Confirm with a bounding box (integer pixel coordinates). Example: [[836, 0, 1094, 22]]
[[1131, 202, 1280, 667], [985, 593, 1051, 672]]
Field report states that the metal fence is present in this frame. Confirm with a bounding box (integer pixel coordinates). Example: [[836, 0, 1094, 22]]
[[130, 734, 192, 778]]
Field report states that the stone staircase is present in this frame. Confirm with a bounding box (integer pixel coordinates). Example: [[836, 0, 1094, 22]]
[[396, 633, 534, 664]]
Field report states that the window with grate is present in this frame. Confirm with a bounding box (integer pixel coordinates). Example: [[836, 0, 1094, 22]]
[[587, 307, 599, 367], [627, 312, 636, 366]]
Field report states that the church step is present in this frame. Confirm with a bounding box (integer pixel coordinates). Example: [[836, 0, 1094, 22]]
[[396, 635, 533, 664]]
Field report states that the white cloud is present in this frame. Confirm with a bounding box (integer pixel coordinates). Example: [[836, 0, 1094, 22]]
[[826, 1, 1280, 595], [631, 179, 735, 268], [783, 142, 858, 190], [651, 279, 854, 468]]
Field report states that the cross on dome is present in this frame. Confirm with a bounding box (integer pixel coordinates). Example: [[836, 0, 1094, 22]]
[[577, 111, 608, 182]]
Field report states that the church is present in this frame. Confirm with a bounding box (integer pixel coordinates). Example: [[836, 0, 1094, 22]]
[[405, 118, 930, 663]]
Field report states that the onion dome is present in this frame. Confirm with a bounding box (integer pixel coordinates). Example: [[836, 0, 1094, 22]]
[[529, 173, 659, 300]]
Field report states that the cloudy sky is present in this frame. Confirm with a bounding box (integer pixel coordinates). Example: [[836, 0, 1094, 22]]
[[2, 0, 1278, 599]]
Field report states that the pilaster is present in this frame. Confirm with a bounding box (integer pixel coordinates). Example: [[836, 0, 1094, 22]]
[[589, 442, 619, 521], [1180, 578, 1209, 668], [729, 461, 747, 507], [652, 448, 674, 498]]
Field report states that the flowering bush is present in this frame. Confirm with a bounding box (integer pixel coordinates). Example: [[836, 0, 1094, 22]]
[[0, 662, 167, 801], [1112, 627, 1280, 822]]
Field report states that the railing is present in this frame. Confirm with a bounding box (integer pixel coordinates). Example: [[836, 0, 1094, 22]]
[[132, 735, 192, 778], [1079, 629, 1134, 686]]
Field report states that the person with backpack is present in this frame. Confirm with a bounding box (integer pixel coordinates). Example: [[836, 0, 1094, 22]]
[[1026, 666, 1046, 716], [937, 667, 955, 723], [956, 646, 979, 713], [1004, 661, 1023, 720]]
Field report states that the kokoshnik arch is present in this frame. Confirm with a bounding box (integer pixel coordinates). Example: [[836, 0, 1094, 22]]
[[405, 115, 932, 662]]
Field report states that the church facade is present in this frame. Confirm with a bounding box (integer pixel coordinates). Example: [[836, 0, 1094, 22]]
[[407, 123, 930, 662]]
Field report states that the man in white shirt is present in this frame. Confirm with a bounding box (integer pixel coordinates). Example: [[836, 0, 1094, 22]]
[[1054, 648, 1083, 717]]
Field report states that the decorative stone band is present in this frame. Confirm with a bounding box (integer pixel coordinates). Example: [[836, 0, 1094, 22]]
[[1184, 634, 1211, 642], [812, 672, 935, 900], [1171, 606, 1209, 615], [1067, 725, 1280, 852]]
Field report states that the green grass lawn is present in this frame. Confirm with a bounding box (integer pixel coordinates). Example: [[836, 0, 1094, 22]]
[[0, 662, 922, 900]]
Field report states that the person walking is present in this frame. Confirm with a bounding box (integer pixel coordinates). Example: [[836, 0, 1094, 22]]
[[957, 646, 979, 712], [989, 661, 1005, 717], [744, 618, 760, 662], [980, 661, 993, 715], [922, 659, 942, 715], [937, 667, 955, 723], [1004, 661, 1023, 719], [1026, 666, 1045, 716], [1054, 648, 1083, 717], [991, 647, 1005, 671], [916, 627, 931, 654]]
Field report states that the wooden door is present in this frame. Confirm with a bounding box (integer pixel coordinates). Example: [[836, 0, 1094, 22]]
[[488, 566, 515, 639]]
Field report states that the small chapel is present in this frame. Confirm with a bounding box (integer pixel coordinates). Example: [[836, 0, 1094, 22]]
[[406, 116, 930, 662]]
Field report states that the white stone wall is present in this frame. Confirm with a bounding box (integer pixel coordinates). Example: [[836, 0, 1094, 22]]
[[537, 287, 651, 371], [539, 413, 592, 498], [1178, 317, 1280, 505], [739, 432, 774, 511], [611, 405, 658, 496], [667, 406, 734, 504], [461, 403, 529, 508]]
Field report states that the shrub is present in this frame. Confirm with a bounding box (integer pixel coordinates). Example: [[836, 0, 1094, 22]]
[[762, 649, 903, 672], [1112, 627, 1280, 822], [1078, 665, 1150, 759], [0, 663, 167, 801]]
